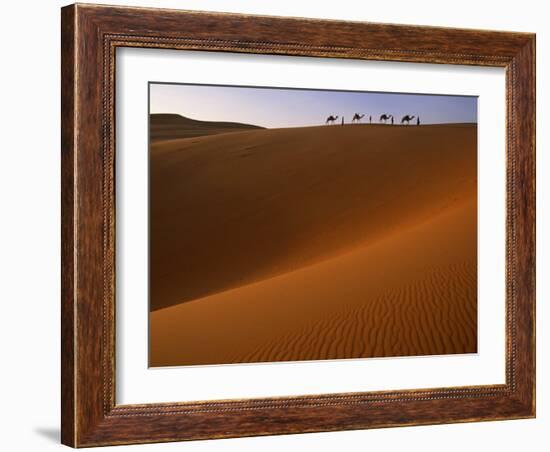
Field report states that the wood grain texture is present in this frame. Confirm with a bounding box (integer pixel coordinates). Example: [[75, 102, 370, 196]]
[[60, 3, 536, 447], [61, 5, 76, 446]]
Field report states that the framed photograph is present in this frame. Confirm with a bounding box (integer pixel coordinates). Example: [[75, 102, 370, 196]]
[[61, 3, 535, 447]]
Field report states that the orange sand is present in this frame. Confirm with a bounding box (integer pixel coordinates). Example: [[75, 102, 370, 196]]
[[149, 121, 477, 366]]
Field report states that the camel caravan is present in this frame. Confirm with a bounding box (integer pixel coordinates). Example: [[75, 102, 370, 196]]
[[325, 113, 421, 126]]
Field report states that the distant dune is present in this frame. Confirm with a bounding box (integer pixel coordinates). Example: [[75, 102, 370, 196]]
[[149, 122, 477, 366], [150, 113, 264, 141]]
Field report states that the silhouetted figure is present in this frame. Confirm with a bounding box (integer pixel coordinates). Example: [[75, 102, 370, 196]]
[[352, 113, 365, 123], [342, 116, 345, 126], [417, 116, 420, 126], [391, 116, 394, 125], [325, 115, 339, 125], [369, 115, 372, 124], [379, 114, 393, 124], [401, 114, 416, 125]]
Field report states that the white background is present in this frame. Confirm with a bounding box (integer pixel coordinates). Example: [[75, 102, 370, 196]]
[[117, 49, 506, 404], [0, 0, 546, 451]]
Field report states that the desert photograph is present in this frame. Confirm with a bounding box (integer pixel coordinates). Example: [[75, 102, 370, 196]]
[[148, 83, 478, 367]]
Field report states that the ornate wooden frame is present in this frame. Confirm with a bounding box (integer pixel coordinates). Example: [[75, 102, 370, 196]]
[[61, 3, 535, 447]]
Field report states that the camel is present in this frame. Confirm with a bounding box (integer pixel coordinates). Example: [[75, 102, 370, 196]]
[[379, 114, 393, 124], [325, 115, 339, 125], [352, 113, 365, 123], [401, 114, 416, 125]]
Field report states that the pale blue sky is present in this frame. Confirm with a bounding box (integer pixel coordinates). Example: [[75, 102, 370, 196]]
[[150, 82, 477, 128]]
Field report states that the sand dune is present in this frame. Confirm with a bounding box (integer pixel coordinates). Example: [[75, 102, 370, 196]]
[[150, 123, 477, 311], [150, 113, 264, 142], [149, 122, 477, 366], [150, 197, 477, 366]]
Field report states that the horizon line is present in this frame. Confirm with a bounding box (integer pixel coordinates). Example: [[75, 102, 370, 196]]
[[150, 112, 477, 128]]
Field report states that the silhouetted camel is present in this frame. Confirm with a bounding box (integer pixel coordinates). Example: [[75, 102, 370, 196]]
[[380, 114, 393, 124], [326, 115, 339, 125], [401, 115, 416, 125], [352, 113, 365, 123]]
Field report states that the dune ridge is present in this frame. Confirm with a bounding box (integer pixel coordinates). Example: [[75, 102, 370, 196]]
[[150, 113, 264, 141], [150, 196, 477, 366], [149, 122, 477, 366], [150, 123, 477, 311]]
